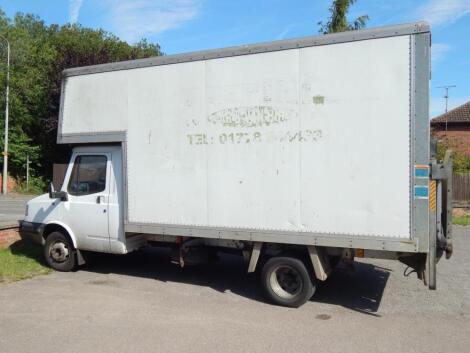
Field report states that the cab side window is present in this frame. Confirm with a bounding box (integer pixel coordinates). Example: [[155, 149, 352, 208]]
[[67, 155, 107, 196]]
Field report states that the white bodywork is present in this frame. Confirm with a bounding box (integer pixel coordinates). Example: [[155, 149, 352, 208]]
[[60, 35, 412, 239], [24, 146, 126, 253]]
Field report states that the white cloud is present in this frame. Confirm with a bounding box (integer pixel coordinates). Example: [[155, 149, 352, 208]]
[[107, 0, 202, 43], [418, 0, 470, 27], [432, 43, 451, 64], [69, 0, 84, 24]]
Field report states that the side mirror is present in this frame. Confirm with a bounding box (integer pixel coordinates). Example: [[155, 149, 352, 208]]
[[48, 182, 55, 199], [48, 182, 68, 201]]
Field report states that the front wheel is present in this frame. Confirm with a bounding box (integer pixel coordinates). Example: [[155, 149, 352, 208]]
[[44, 231, 77, 272], [261, 256, 315, 308]]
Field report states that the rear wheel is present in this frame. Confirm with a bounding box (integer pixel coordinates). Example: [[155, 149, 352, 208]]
[[44, 231, 77, 272], [261, 256, 315, 308]]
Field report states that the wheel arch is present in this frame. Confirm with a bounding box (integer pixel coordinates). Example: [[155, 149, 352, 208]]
[[43, 222, 78, 249], [248, 243, 331, 282]]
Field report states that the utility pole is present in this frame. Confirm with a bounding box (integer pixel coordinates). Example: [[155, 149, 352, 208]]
[[0, 36, 9, 194], [437, 85, 456, 132], [26, 154, 30, 192]]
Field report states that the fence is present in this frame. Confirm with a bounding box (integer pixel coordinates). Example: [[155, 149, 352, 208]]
[[454, 173, 470, 208]]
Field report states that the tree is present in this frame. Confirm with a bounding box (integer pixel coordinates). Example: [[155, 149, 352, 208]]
[[318, 0, 369, 34], [0, 9, 162, 184]]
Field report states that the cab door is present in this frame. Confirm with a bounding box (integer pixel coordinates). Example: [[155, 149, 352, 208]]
[[62, 153, 111, 252]]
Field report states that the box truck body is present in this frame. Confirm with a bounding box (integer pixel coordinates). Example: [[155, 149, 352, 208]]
[[21, 22, 453, 307]]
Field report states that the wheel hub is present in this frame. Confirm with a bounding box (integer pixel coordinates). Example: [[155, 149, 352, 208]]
[[50, 242, 70, 263], [270, 265, 303, 299]]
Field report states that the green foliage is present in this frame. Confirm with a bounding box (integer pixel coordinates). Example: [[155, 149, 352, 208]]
[[0, 9, 162, 181], [15, 175, 46, 194], [436, 144, 470, 174], [318, 0, 369, 34], [2, 128, 41, 173], [454, 216, 470, 226], [453, 154, 470, 174]]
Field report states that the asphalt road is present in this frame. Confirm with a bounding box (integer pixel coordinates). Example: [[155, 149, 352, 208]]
[[1, 227, 469, 353], [0, 194, 33, 222]]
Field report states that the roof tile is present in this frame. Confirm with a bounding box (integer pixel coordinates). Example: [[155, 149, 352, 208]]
[[431, 101, 470, 124]]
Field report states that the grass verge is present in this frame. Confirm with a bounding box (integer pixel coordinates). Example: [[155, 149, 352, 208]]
[[0, 241, 52, 284], [454, 216, 470, 226]]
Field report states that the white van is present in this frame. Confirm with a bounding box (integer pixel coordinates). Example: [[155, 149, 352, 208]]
[[20, 22, 453, 307]]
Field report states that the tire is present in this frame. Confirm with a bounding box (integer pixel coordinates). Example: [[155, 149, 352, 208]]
[[261, 256, 315, 308], [44, 231, 77, 272]]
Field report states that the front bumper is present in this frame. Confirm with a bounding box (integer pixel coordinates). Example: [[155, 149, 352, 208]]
[[19, 221, 45, 245]]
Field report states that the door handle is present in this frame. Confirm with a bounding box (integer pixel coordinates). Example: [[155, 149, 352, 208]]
[[96, 195, 105, 204]]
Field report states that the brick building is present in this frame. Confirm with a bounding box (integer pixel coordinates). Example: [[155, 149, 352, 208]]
[[431, 101, 470, 156]]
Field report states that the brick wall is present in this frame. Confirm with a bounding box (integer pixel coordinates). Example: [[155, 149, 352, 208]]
[[0, 227, 20, 248], [432, 126, 470, 156], [0, 175, 17, 193]]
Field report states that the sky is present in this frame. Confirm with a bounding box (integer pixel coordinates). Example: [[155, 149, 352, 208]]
[[1, 0, 469, 117]]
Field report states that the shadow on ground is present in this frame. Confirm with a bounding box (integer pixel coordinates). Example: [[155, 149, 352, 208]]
[[314, 262, 390, 316], [8, 240, 47, 265], [82, 247, 263, 302], [79, 247, 390, 314]]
